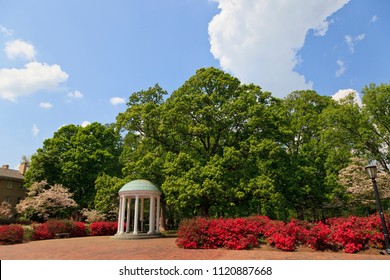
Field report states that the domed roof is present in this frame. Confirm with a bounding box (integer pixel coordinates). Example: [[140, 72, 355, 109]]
[[119, 179, 161, 193]]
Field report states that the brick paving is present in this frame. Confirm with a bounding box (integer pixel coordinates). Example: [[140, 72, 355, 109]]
[[1, 236, 390, 260]]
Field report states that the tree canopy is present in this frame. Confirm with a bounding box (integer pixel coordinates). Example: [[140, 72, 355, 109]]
[[25, 67, 390, 222], [24, 122, 123, 208]]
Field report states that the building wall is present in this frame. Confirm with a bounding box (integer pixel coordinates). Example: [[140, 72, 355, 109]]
[[0, 178, 27, 208]]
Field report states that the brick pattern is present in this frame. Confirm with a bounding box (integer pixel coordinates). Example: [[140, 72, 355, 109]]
[[0, 236, 389, 260]]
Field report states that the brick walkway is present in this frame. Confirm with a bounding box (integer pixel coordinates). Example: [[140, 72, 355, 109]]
[[1, 236, 390, 260]]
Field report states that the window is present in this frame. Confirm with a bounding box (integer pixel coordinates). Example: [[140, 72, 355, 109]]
[[7, 181, 14, 190]]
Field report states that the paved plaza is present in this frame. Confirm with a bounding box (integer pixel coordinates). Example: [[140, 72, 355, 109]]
[[1, 236, 389, 260]]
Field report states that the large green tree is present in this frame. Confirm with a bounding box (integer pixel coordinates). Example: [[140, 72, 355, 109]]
[[117, 67, 284, 219], [276, 90, 350, 220], [24, 122, 123, 208], [361, 83, 390, 170]]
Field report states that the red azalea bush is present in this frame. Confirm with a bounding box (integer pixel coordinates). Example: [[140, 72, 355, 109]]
[[71, 221, 87, 237], [0, 224, 24, 244], [89, 221, 117, 236], [306, 221, 333, 251], [32, 223, 52, 240], [263, 219, 309, 251], [176, 216, 269, 250], [45, 220, 74, 236], [176, 217, 212, 249], [328, 216, 366, 253], [176, 214, 390, 253], [212, 218, 259, 250], [30, 220, 86, 240]]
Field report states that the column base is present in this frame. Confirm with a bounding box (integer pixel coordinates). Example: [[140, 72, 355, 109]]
[[111, 232, 162, 240]]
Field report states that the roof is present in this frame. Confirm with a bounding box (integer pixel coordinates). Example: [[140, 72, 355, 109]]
[[0, 167, 24, 181], [119, 179, 161, 193]]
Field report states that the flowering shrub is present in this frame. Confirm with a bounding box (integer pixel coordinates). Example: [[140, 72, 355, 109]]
[[0, 224, 24, 244], [0, 201, 13, 219], [31, 223, 52, 240], [176, 217, 212, 249], [263, 219, 309, 251], [16, 181, 78, 221], [89, 221, 117, 236], [212, 218, 259, 250], [176, 214, 390, 253], [176, 216, 270, 250], [306, 221, 333, 251], [71, 222, 87, 237], [45, 220, 74, 236], [81, 208, 106, 223]]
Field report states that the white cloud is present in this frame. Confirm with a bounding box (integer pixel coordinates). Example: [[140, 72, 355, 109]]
[[81, 121, 91, 127], [371, 15, 378, 23], [345, 34, 365, 53], [5, 39, 37, 61], [208, 0, 350, 97], [39, 102, 53, 109], [0, 25, 13, 36], [0, 62, 69, 102], [32, 124, 40, 137], [67, 90, 83, 99], [335, 59, 346, 77], [110, 97, 125, 105], [332, 88, 361, 106]]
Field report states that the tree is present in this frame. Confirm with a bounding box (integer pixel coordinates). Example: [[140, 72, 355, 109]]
[[94, 173, 127, 216], [361, 83, 390, 170], [277, 90, 349, 220], [0, 201, 13, 219], [338, 157, 390, 214], [24, 122, 123, 208], [117, 68, 283, 220], [16, 181, 78, 221]]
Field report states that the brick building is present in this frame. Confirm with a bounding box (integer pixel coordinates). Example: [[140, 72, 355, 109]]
[[0, 164, 27, 212]]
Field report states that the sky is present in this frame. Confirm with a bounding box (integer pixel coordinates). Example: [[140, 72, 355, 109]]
[[1, 0, 389, 169]]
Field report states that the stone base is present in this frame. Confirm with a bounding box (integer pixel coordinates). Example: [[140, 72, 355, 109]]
[[111, 232, 163, 240]]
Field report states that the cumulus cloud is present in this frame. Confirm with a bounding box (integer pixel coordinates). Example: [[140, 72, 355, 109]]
[[0, 62, 69, 102], [81, 121, 91, 127], [335, 59, 346, 77], [32, 124, 40, 137], [208, 0, 350, 97], [67, 90, 83, 99], [345, 34, 365, 53], [110, 97, 125, 105], [332, 88, 361, 106], [0, 25, 13, 36], [5, 39, 37, 61], [39, 102, 53, 109]]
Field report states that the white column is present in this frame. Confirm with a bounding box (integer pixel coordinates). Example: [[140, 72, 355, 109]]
[[119, 196, 126, 234], [125, 197, 131, 233], [140, 198, 144, 232], [148, 195, 156, 234], [116, 195, 123, 234], [156, 196, 161, 233], [133, 195, 139, 234]]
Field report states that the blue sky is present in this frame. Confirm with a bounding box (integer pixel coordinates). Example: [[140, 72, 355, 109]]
[[1, 0, 389, 169]]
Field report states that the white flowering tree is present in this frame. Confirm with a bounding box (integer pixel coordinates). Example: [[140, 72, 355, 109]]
[[16, 181, 78, 221], [338, 158, 390, 206], [0, 201, 13, 219]]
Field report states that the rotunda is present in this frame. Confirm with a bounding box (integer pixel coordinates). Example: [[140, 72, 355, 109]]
[[113, 179, 162, 239]]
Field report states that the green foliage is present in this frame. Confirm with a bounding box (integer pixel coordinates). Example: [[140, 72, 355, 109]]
[[24, 122, 123, 208], [94, 174, 126, 215], [23, 67, 390, 222]]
